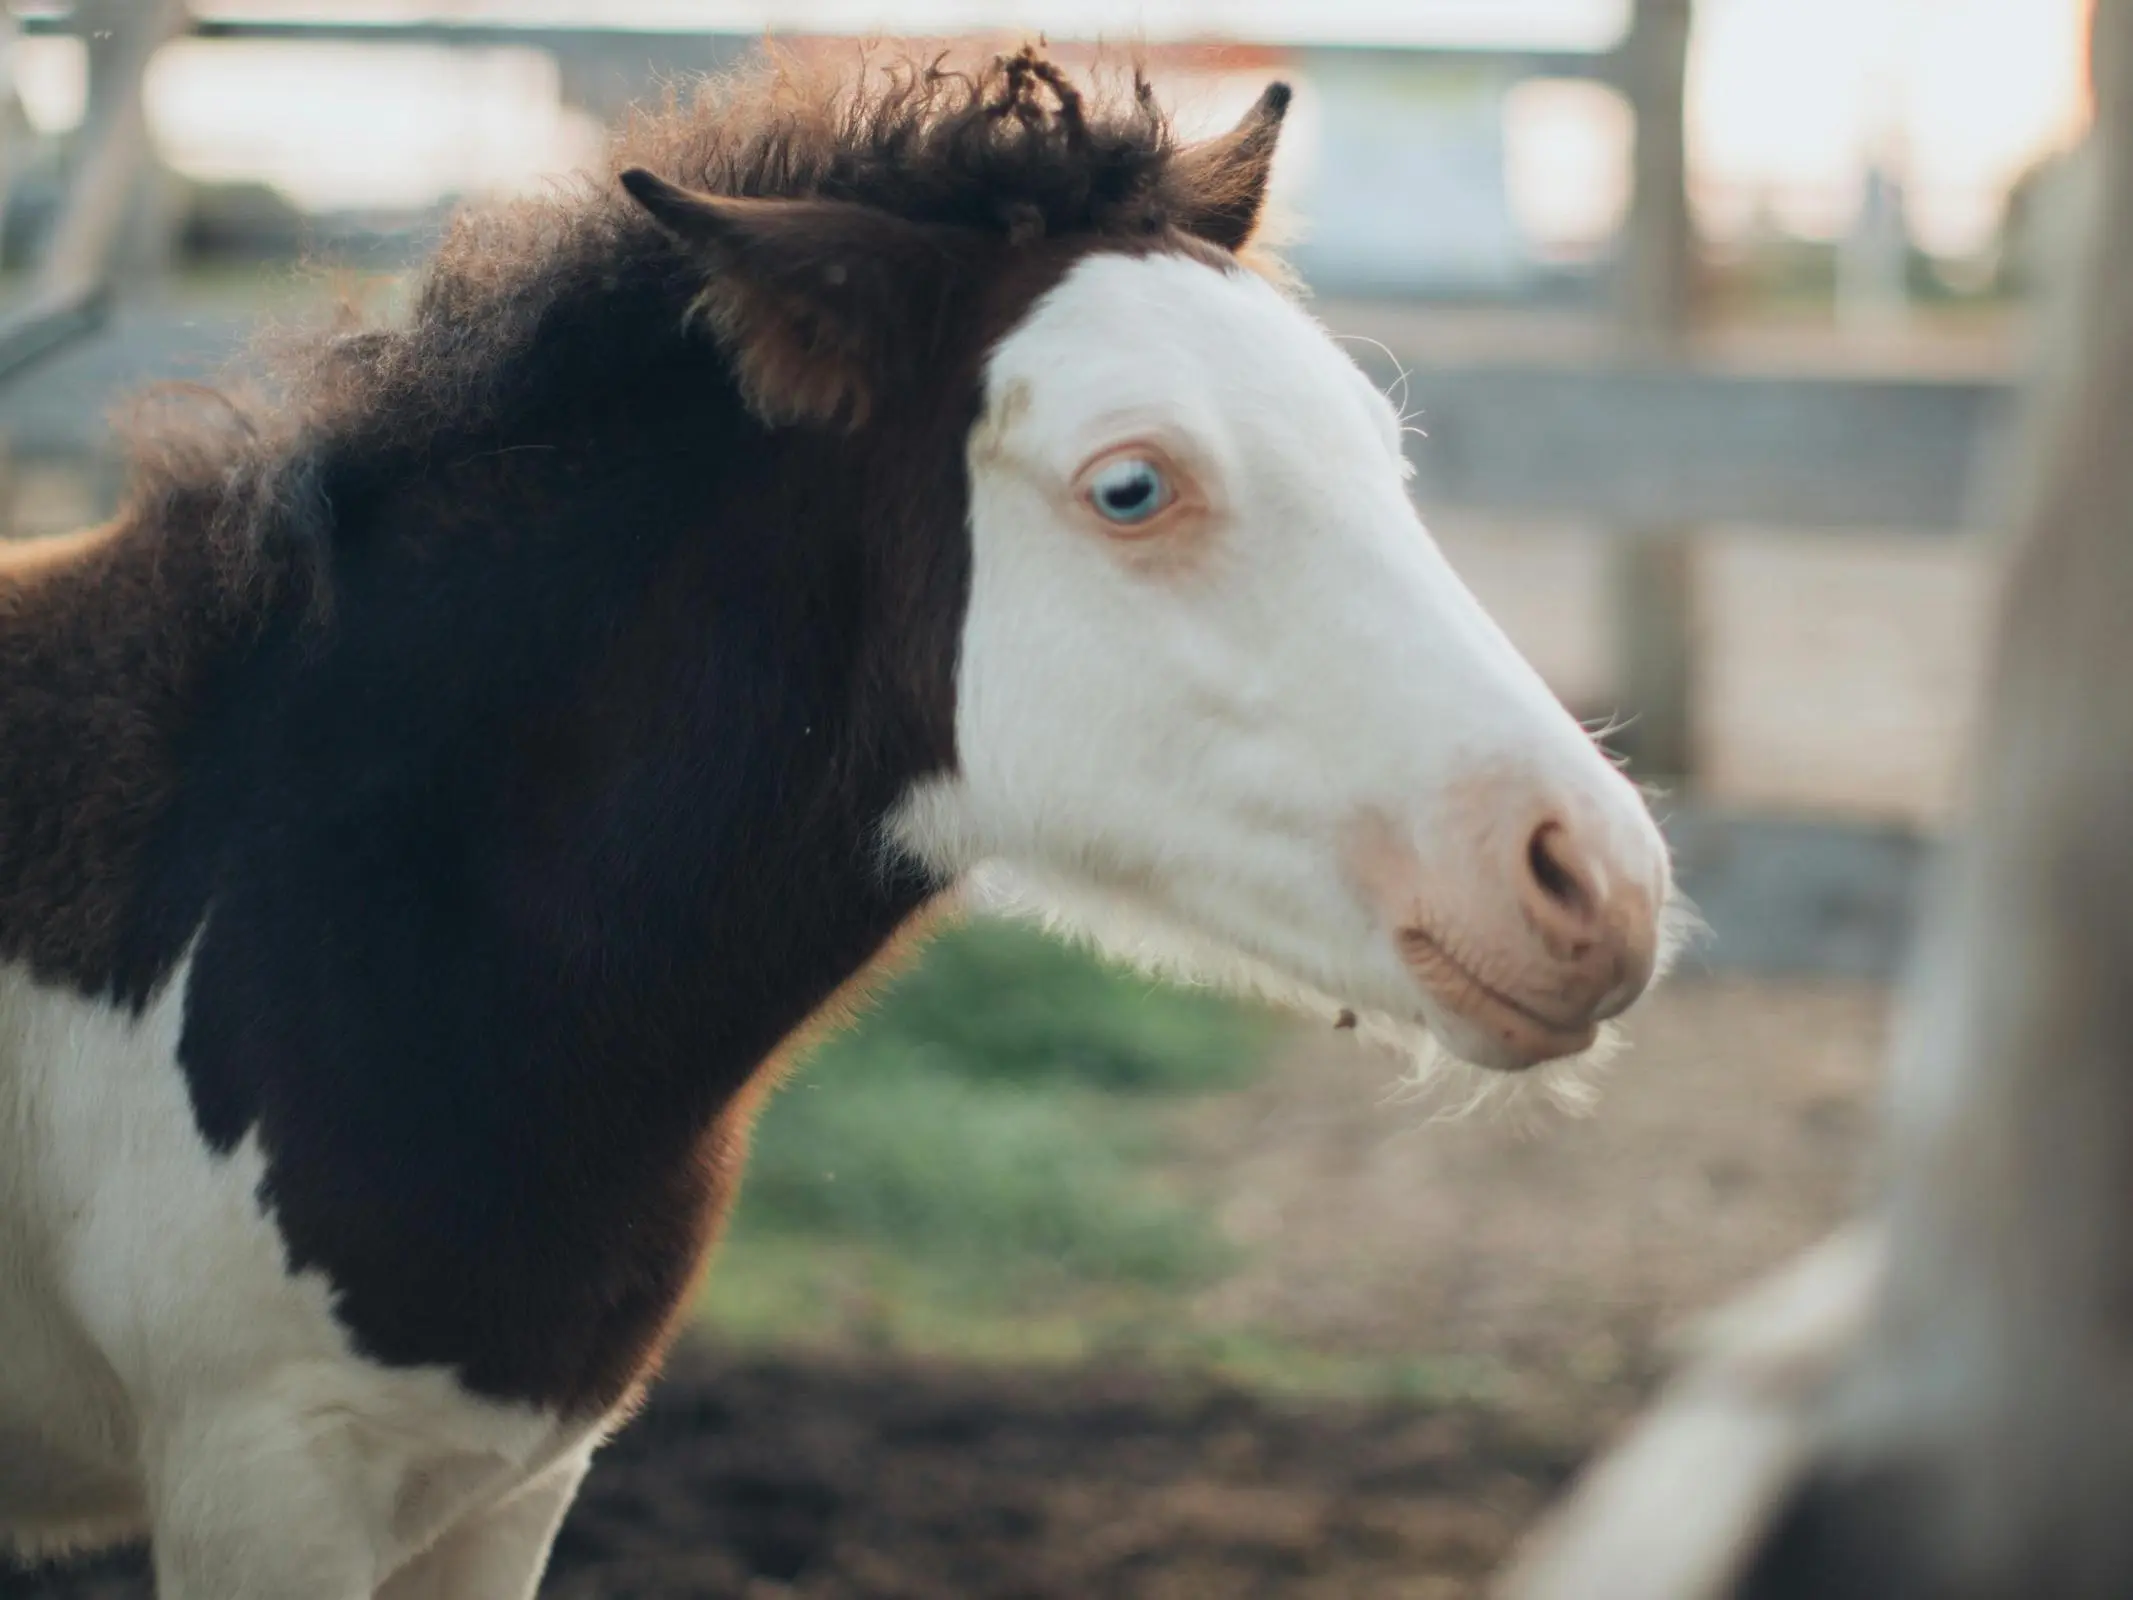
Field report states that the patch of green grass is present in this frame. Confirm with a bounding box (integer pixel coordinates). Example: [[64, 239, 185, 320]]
[[698, 1235, 1178, 1364], [700, 916, 1273, 1342], [697, 917, 1491, 1404], [700, 1232, 1509, 1406], [802, 914, 1268, 1095], [732, 1060, 1221, 1286]]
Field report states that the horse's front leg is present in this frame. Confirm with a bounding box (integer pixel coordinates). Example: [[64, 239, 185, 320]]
[[373, 1448, 593, 1600]]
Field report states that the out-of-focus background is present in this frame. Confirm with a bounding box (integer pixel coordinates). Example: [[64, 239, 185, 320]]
[[0, 3, 2090, 1596]]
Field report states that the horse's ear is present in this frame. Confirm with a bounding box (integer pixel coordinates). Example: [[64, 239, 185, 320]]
[[620, 168, 943, 430], [1168, 82, 1292, 253]]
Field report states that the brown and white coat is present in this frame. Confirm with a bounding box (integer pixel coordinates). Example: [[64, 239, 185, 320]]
[[0, 49, 1670, 1598]]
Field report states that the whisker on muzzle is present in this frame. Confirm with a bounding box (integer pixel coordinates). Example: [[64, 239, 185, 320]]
[[1368, 882, 1700, 1127]]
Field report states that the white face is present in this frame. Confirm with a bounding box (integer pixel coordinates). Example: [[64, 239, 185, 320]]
[[892, 250, 1677, 1074]]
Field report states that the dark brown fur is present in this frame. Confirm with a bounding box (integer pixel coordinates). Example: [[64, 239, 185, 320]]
[[0, 426, 319, 1000]]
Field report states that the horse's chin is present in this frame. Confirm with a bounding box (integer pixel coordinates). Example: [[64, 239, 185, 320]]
[[956, 860, 1633, 1114]]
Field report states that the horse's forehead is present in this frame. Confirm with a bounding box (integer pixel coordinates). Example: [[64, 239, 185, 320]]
[[983, 250, 1377, 440]]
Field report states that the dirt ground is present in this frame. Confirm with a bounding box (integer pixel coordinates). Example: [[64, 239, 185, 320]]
[[1, 977, 1891, 1598], [0, 1353, 1575, 1600], [1184, 977, 1892, 1414]]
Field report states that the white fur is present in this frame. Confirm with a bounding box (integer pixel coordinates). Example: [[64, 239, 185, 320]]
[[894, 251, 1672, 1072], [0, 954, 608, 1597]]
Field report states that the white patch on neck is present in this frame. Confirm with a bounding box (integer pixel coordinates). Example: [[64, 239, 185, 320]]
[[0, 953, 604, 1572]]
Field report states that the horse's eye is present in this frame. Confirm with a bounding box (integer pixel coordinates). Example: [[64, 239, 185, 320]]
[[1087, 456, 1172, 525]]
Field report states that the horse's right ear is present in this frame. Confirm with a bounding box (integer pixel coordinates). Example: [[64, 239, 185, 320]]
[[620, 168, 942, 431]]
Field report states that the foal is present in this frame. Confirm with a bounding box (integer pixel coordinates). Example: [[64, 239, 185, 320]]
[[0, 50, 1671, 1598]]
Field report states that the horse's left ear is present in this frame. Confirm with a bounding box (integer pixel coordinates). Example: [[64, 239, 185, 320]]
[[620, 168, 945, 430], [1168, 82, 1292, 253]]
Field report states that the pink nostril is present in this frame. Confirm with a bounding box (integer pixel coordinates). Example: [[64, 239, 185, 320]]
[[1523, 821, 1600, 948], [1516, 815, 1661, 1012]]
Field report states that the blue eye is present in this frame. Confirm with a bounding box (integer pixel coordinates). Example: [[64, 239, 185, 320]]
[[1087, 456, 1171, 525]]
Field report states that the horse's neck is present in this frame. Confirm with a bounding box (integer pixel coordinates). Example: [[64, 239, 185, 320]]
[[160, 458, 941, 1406], [0, 384, 941, 1078], [0, 436, 947, 1406], [460, 499, 938, 1068], [0, 509, 290, 1002]]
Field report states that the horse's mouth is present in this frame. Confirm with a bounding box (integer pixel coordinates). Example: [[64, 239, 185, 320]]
[[1395, 924, 1600, 1071]]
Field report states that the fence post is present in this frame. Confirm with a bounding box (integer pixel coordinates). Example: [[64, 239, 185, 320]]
[[1614, 0, 1697, 360], [1610, 524, 1696, 780], [39, 0, 188, 298], [1609, 0, 1699, 783]]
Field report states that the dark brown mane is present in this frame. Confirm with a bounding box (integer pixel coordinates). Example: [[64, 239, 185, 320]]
[[109, 43, 1268, 601], [619, 44, 1187, 240]]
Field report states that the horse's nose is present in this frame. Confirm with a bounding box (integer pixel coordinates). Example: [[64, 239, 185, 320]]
[[1515, 810, 1659, 1021]]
